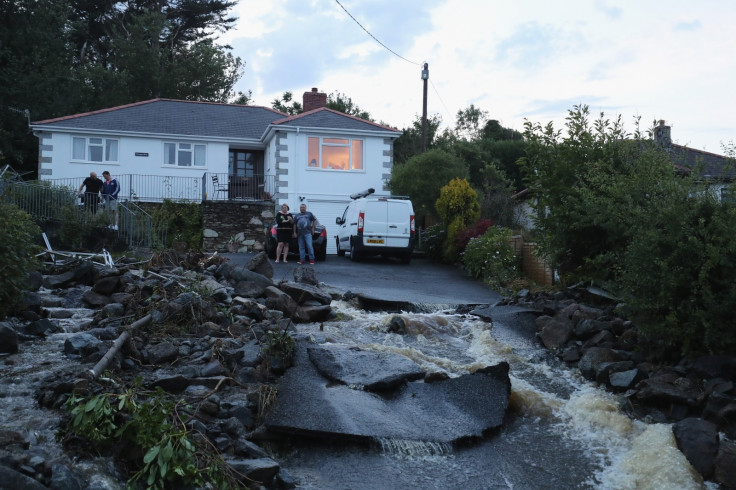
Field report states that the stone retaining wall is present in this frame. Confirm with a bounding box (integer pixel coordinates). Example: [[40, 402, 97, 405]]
[[201, 201, 275, 253]]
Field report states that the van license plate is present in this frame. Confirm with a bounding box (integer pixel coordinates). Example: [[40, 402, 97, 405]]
[[366, 238, 384, 244]]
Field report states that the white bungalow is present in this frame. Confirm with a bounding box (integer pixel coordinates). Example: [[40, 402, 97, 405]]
[[30, 88, 402, 254]]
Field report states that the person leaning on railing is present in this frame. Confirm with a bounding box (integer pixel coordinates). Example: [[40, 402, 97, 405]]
[[77, 172, 103, 214], [101, 170, 120, 230]]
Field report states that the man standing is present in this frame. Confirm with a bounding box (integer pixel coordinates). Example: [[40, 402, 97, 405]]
[[293, 203, 317, 265], [77, 172, 103, 214], [101, 170, 120, 229]]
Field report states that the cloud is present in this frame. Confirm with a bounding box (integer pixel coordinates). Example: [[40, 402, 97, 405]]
[[673, 20, 701, 31], [594, 0, 622, 19], [494, 21, 586, 70]]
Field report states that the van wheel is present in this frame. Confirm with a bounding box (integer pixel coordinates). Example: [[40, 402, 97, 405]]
[[336, 238, 345, 257], [350, 242, 360, 262]]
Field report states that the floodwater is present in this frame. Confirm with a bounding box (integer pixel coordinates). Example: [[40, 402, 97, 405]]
[[271, 301, 706, 490]]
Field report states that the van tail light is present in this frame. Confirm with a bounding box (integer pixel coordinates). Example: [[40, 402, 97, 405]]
[[358, 212, 364, 234], [410, 215, 415, 236]]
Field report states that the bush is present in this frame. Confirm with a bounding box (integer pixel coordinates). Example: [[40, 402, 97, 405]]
[[418, 223, 446, 261], [152, 200, 202, 250], [462, 226, 519, 289], [620, 194, 736, 355], [0, 204, 41, 318], [435, 178, 481, 262], [455, 219, 495, 254]]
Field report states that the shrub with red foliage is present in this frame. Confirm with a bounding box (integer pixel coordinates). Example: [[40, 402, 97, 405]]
[[455, 219, 495, 253]]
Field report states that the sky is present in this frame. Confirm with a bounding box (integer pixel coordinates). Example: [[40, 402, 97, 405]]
[[220, 0, 736, 154]]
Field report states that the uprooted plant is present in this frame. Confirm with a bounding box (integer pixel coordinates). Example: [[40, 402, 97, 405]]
[[57, 378, 246, 489]]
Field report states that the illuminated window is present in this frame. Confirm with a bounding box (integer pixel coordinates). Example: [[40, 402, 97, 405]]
[[72, 136, 118, 163], [307, 136, 364, 171]]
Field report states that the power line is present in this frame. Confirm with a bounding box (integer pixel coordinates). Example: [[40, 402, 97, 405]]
[[429, 79, 453, 125], [334, 0, 422, 66]]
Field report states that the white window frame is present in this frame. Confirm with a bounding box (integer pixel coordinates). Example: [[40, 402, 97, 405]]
[[163, 142, 207, 167], [307, 136, 364, 171], [71, 136, 119, 163]]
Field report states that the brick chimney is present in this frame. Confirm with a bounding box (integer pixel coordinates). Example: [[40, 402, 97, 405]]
[[303, 87, 327, 112], [654, 120, 672, 149]]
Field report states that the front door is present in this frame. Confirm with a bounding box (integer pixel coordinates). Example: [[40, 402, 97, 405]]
[[228, 150, 264, 199]]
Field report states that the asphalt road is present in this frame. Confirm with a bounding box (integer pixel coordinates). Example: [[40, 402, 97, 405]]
[[223, 253, 502, 306]]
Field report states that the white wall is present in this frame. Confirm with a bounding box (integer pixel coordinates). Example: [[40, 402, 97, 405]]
[[39, 131, 230, 181]]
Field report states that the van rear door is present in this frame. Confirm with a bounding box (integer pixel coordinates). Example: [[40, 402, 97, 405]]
[[362, 199, 411, 248]]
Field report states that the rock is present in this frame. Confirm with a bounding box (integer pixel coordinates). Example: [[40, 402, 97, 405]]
[[229, 268, 273, 289], [82, 289, 111, 307], [609, 368, 640, 390], [245, 251, 274, 279], [635, 376, 702, 407], [595, 360, 634, 384], [110, 292, 134, 305], [387, 315, 407, 334], [101, 302, 125, 318], [27, 270, 43, 291], [715, 440, 736, 489], [574, 318, 614, 339], [307, 344, 426, 391], [578, 347, 622, 381], [693, 355, 736, 381], [43, 270, 77, 289], [537, 317, 572, 350], [279, 281, 332, 306], [50, 463, 84, 490], [224, 457, 280, 485], [673, 418, 719, 478], [147, 342, 179, 364], [292, 267, 318, 286], [92, 275, 120, 296], [233, 281, 265, 298], [200, 360, 227, 377], [0, 464, 47, 490], [63, 333, 102, 357], [150, 375, 191, 393], [0, 322, 19, 354], [21, 318, 57, 337], [293, 305, 332, 323]]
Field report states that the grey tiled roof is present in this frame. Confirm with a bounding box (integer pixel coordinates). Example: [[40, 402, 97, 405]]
[[273, 108, 401, 134], [671, 145, 735, 181], [32, 99, 401, 140], [32, 99, 287, 140]]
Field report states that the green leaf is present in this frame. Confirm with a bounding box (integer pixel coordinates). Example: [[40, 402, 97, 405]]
[[161, 440, 173, 462], [143, 445, 160, 464]]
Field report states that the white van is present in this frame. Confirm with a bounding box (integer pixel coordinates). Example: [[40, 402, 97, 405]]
[[335, 188, 415, 263]]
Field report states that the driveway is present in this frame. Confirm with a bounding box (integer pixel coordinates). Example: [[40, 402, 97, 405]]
[[224, 253, 502, 306]]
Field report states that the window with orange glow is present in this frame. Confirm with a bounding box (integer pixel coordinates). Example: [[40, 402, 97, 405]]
[[307, 136, 364, 171]]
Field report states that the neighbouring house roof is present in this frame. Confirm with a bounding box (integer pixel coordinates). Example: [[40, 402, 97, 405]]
[[31, 98, 401, 141], [670, 144, 735, 181]]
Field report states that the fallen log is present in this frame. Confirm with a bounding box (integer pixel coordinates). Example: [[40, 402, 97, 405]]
[[88, 314, 152, 379]]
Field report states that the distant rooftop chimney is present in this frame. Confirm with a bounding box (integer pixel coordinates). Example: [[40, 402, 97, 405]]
[[654, 120, 672, 149], [303, 87, 327, 112]]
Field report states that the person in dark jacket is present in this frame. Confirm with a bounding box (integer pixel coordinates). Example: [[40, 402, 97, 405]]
[[101, 170, 120, 229], [77, 172, 103, 214]]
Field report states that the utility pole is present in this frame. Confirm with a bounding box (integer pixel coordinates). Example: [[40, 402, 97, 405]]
[[421, 62, 429, 152]]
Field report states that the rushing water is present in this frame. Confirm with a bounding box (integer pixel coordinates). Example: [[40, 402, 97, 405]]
[[0, 292, 707, 489], [272, 301, 706, 490]]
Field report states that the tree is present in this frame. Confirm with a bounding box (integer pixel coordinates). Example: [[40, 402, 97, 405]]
[[326, 91, 371, 121], [392, 114, 444, 165], [271, 92, 302, 115], [435, 178, 481, 261], [389, 149, 468, 226], [454, 104, 488, 141]]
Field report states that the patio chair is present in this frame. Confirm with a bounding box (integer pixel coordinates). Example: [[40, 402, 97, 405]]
[[211, 174, 227, 199]]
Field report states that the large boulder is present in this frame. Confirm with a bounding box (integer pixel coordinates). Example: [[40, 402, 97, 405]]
[[0, 322, 19, 354], [673, 418, 719, 478], [279, 281, 331, 306]]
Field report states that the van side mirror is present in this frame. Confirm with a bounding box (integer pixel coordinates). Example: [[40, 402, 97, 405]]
[[335, 217, 344, 225]]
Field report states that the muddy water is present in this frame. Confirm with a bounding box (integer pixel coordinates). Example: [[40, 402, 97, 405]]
[[273, 301, 706, 490]]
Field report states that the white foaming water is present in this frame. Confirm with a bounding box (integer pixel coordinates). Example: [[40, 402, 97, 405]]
[[295, 304, 707, 489], [375, 437, 453, 458]]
